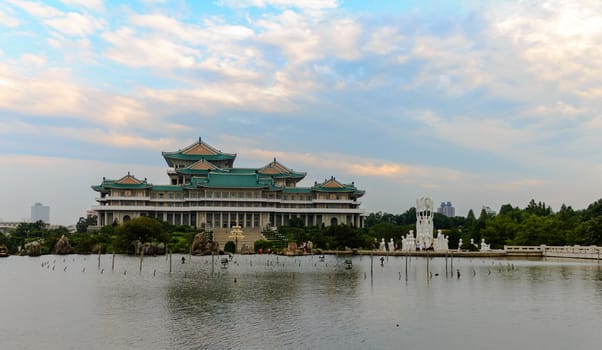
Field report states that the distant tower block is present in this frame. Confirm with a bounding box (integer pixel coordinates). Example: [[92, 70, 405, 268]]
[[31, 202, 50, 223], [416, 197, 434, 249]]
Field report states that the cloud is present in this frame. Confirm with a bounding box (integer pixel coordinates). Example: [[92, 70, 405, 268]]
[[44, 12, 105, 36], [8, 0, 104, 36], [489, 1, 602, 96], [7, 0, 63, 18], [255, 10, 362, 64], [102, 27, 201, 69], [363, 26, 405, 55], [0, 5, 20, 27], [218, 0, 339, 10], [61, 0, 105, 12]]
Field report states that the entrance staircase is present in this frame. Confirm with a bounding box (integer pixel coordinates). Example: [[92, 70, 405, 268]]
[[211, 227, 264, 253]]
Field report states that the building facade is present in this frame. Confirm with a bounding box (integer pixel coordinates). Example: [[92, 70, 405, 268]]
[[92, 139, 365, 233], [437, 201, 455, 217], [31, 202, 50, 223]]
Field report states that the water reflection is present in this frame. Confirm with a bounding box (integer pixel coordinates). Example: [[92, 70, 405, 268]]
[[1, 254, 602, 350]]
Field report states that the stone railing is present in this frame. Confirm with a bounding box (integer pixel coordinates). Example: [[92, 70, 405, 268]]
[[505, 245, 602, 260], [541, 245, 601, 260]]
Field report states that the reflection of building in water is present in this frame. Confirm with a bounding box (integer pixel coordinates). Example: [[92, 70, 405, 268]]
[[92, 138, 366, 239], [437, 201, 455, 217]]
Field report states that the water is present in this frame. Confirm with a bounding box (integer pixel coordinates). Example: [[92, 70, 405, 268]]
[[1, 254, 601, 350]]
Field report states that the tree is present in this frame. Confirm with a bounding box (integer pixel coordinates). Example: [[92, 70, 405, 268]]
[[76, 215, 98, 233], [114, 216, 169, 253]]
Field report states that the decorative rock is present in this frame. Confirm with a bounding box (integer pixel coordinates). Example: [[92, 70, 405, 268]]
[[25, 241, 42, 257], [134, 241, 167, 255], [53, 235, 74, 255], [191, 232, 219, 255]]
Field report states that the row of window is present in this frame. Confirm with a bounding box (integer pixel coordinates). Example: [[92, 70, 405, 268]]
[[108, 190, 350, 201], [100, 201, 354, 209]]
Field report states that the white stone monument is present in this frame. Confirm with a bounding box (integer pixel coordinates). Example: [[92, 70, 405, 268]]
[[389, 238, 395, 252], [416, 197, 434, 250], [380, 238, 386, 252]]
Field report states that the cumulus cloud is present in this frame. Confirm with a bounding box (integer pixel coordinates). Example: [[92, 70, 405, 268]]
[[8, 0, 105, 36]]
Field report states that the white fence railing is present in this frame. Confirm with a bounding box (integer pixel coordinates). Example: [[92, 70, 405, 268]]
[[505, 245, 602, 260]]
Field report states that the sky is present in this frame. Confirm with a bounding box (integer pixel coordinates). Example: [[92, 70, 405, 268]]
[[1, 0, 602, 225]]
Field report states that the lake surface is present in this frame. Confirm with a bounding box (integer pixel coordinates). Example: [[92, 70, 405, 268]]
[[1, 254, 601, 350]]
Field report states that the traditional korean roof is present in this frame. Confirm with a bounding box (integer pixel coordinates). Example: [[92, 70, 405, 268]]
[[258, 158, 306, 180], [151, 185, 183, 191], [92, 173, 151, 192], [162, 138, 236, 166], [174, 159, 222, 175], [312, 177, 365, 196]]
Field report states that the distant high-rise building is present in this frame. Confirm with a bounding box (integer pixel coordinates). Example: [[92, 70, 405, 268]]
[[437, 201, 455, 217], [31, 202, 50, 223]]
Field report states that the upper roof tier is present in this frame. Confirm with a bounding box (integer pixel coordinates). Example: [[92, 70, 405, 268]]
[[162, 138, 236, 167], [258, 158, 306, 181]]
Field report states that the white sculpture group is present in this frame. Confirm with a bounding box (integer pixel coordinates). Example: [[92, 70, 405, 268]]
[[380, 196, 493, 253], [399, 197, 449, 252], [457, 238, 491, 251], [379, 238, 395, 252]]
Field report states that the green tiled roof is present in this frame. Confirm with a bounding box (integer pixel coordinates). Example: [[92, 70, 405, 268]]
[[92, 177, 152, 191], [152, 185, 183, 191], [190, 173, 274, 188], [162, 138, 236, 166], [162, 153, 236, 161]]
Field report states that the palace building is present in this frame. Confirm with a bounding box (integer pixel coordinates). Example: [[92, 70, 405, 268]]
[[91, 138, 366, 237]]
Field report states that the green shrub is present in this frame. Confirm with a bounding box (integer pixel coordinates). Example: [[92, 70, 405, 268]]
[[224, 241, 235, 253]]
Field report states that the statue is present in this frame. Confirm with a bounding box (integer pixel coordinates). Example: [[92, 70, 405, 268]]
[[480, 238, 491, 252], [380, 238, 386, 252], [389, 238, 395, 251], [433, 229, 448, 252], [458, 238, 463, 252]]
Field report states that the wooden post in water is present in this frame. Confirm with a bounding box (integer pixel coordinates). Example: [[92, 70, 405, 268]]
[[445, 252, 448, 276], [169, 251, 172, 274], [426, 252, 430, 279], [112, 253, 115, 272], [98, 250, 101, 270], [139, 249, 144, 273], [405, 254, 408, 282], [370, 250, 374, 281], [450, 250, 454, 277], [211, 251, 215, 276]]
